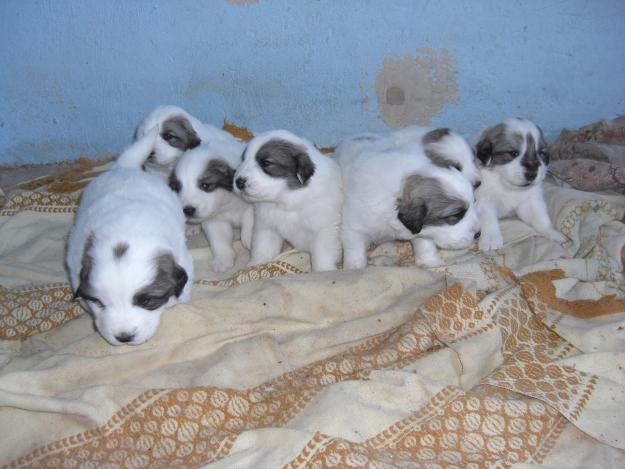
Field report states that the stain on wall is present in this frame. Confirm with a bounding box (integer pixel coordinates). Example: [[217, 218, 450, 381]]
[[376, 48, 458, 127]]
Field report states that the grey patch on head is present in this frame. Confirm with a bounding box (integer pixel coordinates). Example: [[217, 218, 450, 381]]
[[255, 139, 316, 189], [475, 123, 524, 167], [113, 242, 129, 259], [198, 159, 235, 193], [421, 128, 462, 171], [132, 252, 188, 311], [168, 172, 181, 193], [161, 116, 201, 151], [422, 128, 451, 145], [74, 234, 100, 305], [397, 174, 469, 234]]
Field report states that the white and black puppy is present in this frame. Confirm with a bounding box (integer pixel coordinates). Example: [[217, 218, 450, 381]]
[[66, 129, 193, 346], [133, 105, 239, 179], [474, 118, 567, 251], [233, 130, 343, 272], [389, 125, 482, 189], [336, 133, 481, 269], [168, 139, 254, 273]]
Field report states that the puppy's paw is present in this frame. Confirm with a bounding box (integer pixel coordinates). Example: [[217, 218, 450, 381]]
[[543, 228, 567, 245], [212, 255, 235, 273], [479, 232, 504, 252]]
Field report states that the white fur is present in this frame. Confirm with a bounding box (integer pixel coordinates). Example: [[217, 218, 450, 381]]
[[474, 118, 567, 251], [233, 130, 343, 272], [389, 125, 482, 187], [172, 140, 254, 273], [67, 131, 193, 345], [335, 133, 480, 269], [134, 105, 239, 178]]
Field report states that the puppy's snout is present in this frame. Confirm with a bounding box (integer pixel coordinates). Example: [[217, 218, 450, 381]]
[[115, 332, 135, 343], [183, 206, 196, 217], [235, 177, 247, 191], [524, 170, 538, 182], [474, 231, 481, 240]]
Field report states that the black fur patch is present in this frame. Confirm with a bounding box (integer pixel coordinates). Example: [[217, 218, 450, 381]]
[[132, 252, 188, 311], [198, 159, 235, 193], [397, 174, 469, 234], [74, 234, 102, 307], [255, 139, 316, 189], [169, 172, 181, 193], [161, 116, 201, 151]]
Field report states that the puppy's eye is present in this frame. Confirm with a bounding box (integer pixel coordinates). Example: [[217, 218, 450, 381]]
[[200, 182, 214, 192], [538, 149, 548, 158], [446, 209, 467, 225], [79, 294, 104, 309], [259, 159, 271, 169], [508, 150, 519, 158], [135, 294, 168, 311]]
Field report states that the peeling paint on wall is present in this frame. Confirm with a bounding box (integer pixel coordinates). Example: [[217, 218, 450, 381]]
[[375, 48, 458, 127]]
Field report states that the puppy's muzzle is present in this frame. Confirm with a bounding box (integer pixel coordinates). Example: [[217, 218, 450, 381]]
[[474, 231, 481, 239], [235, 177, 247, 191], [183, 206, 196, 217]]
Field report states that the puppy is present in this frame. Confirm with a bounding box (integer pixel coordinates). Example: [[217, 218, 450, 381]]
[[335, 133, 481, 269], [474, 118, 567, 251], [389, 125, 482, 189], [233, 130, 343, 272], [168, 139, 254, 273], [133, 105, 239, 179], [66, 129, 193, 345]]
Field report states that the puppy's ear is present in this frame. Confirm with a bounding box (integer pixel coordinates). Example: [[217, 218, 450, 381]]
[[133, 252, 188, 310], [294, 151, 315, 186], [476, 138, 493, 166], [172, 264, 188, 298], [161, 116, 201, 150], [397, 201, 427, 234], [75, 234, 95, 300]]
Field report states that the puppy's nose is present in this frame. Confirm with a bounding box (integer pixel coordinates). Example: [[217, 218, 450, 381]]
[[235, 177, 247, 191], [115, 332, 135, 343], [183, 206, 196, 217], [473, 180, 482, 189], [474, 231, 481, 240]]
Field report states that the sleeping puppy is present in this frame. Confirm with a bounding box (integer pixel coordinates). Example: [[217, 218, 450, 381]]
[[133, 105, 239, 179], [474, 117, 567, 251], [168, 139, 254, 273], [335, 134, 481, 269], [66, 129, 193, 345], [233, 130, 343, 272], [389, 125, 482, 189]]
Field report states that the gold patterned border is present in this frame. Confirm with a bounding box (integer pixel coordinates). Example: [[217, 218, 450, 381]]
[[5, 284, 571, 468]]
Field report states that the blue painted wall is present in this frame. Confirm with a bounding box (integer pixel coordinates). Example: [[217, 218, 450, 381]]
[[1, 0, 624, 165]]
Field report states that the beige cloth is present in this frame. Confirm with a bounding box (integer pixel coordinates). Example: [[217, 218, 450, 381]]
[[0, 179, 625, 468]]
